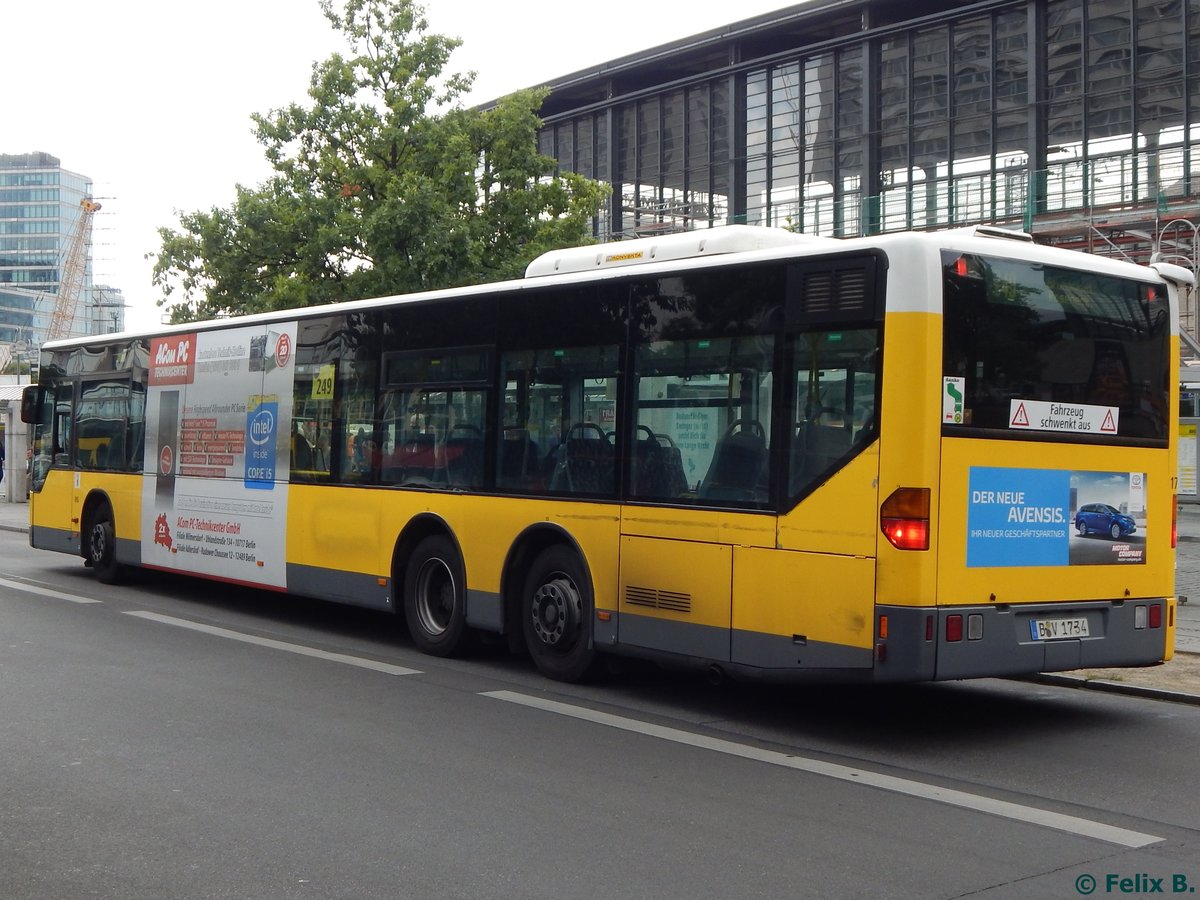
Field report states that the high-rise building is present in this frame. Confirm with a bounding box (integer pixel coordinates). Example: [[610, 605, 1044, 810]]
[[0, 151, 100, 354]]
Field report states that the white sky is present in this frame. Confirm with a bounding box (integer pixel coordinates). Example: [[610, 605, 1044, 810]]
[[5, 0, 807, 331]]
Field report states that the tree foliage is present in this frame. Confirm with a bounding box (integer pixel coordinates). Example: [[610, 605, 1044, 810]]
[[152, 0, 608, 322]]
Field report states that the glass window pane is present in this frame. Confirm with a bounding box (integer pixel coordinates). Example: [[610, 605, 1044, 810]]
[[789, 329, 878, 499], [633, 335, 775, 506]]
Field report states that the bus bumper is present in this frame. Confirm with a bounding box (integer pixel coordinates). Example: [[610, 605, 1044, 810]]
[[875, 600, 1172, 682]]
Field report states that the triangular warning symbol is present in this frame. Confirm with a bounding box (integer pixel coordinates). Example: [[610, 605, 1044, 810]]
[[1010, 402, 1029, 427], [1100, 410, 1116, 432]]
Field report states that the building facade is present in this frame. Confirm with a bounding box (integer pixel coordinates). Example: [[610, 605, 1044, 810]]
[[0, 151, 99, 355], [535, 0, 1200, 328]]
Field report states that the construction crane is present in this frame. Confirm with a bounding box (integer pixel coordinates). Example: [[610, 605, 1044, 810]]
[[46, 198, 102, 342]]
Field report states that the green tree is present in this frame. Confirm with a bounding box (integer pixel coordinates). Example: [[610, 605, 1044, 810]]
[[152, 0, 608, 322]]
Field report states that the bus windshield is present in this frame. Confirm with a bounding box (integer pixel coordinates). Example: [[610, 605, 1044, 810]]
[[941, 250, 1170, 442]]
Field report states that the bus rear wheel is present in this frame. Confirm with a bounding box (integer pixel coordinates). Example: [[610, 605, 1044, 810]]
[[521, 546, 597, 682], [403, 535, 467, 657], [87, 504, 122, 584]]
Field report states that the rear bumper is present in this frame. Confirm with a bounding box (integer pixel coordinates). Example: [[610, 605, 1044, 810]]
[[874, 599, 1171, 682]]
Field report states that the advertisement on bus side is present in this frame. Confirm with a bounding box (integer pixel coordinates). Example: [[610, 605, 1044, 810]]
[[142, 324, 297, 587], [966, 466, 1147, 567]]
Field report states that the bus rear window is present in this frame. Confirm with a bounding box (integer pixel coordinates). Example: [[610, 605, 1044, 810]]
[[942, 251, 1170, 443]]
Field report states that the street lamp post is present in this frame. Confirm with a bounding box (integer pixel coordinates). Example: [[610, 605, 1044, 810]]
[[12, 339, 29, 384]]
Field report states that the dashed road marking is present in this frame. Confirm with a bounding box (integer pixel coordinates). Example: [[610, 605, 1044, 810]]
[[0, 575, 102, 604], [124, 610, 422, 676], [483, 689, 1162, 849]]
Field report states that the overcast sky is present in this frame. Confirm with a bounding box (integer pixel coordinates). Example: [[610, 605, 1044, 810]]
[[5, 0, 807, 331]]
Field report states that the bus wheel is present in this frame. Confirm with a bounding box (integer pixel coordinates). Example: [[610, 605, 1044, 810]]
[[522, 546, 596, 682], [403, 535, 467, 657], [87, 504, 122, 584]]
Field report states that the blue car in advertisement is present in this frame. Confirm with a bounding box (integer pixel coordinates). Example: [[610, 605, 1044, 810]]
[[1075, 502, 1136, 539]]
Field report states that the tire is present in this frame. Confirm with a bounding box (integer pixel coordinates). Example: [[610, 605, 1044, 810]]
[[1077, 520, 1088, 536], [521, 545, 597, 682], [1110, 522, 1121, 540], [403, 535, 467, 657], [87, 504, 122, 584]]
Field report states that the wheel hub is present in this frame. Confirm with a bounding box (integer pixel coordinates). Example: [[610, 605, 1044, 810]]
[[91, 524, 108, 564], [532, 577, 579, 647]]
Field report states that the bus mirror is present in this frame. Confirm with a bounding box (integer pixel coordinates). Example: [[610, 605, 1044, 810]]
[[19, 386, 39, 425]]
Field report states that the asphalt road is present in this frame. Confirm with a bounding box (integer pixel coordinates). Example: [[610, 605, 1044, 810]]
[[3, 527, 1200, 900]]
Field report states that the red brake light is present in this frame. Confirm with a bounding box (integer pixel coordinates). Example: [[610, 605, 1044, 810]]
[[946, 614, 963, 642], [881, 487, 931, 550], [1149, 604, 1162, 629], [954, 255, 969, 277]]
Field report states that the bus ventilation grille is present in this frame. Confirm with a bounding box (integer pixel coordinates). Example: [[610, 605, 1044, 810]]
[[801, 269, 868, 316], [625, 586, 692, 613]]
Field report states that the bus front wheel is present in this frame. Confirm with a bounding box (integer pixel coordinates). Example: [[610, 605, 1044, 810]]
[[521, 546, 596, 682], [403, 535, 467, 657], [87, 504, 122, 584]]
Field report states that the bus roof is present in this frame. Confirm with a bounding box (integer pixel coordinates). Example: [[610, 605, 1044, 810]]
[[523, 224, 834, 277], [41, 225, 1177, 351]]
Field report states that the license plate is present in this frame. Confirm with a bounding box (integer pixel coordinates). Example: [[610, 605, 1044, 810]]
[[1030, 616, 1090, 640]]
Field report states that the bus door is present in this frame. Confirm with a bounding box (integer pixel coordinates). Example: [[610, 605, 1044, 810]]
[[26, 380, 80, 555], [764, 326, 881, 671], [619, 334, 778, 664]]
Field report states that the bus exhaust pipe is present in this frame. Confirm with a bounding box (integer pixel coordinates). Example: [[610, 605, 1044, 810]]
[[705, 664, 726, 686]]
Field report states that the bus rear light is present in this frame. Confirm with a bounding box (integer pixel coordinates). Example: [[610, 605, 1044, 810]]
[[880, 487, 930, 550], [967, 614, 984, 640], [1149, 604, 1162, 629], [946, 614, 963, 642], [1135, 605, 1147, 629], [878, 615, 889, 639], [925, 615, 934, 641]]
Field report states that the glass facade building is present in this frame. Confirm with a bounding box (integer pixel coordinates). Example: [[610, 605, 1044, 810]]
[[0, 151, 98, 350], [536, 0, 1200, 288]]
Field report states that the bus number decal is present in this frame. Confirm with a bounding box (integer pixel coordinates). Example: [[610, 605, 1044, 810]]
[[311, 364, 336, 400]]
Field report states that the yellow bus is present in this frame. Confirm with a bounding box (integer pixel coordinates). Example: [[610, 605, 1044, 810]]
[[21, 225, 1190, 683]]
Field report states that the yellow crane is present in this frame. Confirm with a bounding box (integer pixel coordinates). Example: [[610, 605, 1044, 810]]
[[46, 198, 102, 342]]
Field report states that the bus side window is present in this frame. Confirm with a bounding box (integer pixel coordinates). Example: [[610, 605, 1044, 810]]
[[290, 360, 335, 481], [788, 328, 879, 499], [631, 336, 774, 506], [128, 383, 146, 472], [334, 359, 378, 483], [53, 385, 73, 467], [498, 345, 619, 497]]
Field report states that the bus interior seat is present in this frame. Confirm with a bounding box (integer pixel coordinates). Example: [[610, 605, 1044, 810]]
[[445, 435, 484, 488], [632, 427, 689, 498], [794, 422, 852, 484], [383, 434, 438, 484], [698, 420, 767, 502], [499, 429, 540, 489], [548, 423, 613, 494]]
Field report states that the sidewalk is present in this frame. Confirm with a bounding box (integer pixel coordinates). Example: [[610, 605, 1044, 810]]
[[1, 496, 1198, 691]]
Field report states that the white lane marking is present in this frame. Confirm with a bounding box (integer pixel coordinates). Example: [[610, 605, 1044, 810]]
[[483, 690, 1162, 849], [0, 575, 102, 604], [124, 610, 422, 676]]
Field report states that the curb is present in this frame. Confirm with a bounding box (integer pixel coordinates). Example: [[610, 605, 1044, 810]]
[[1030, 671, 1200, 706]]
